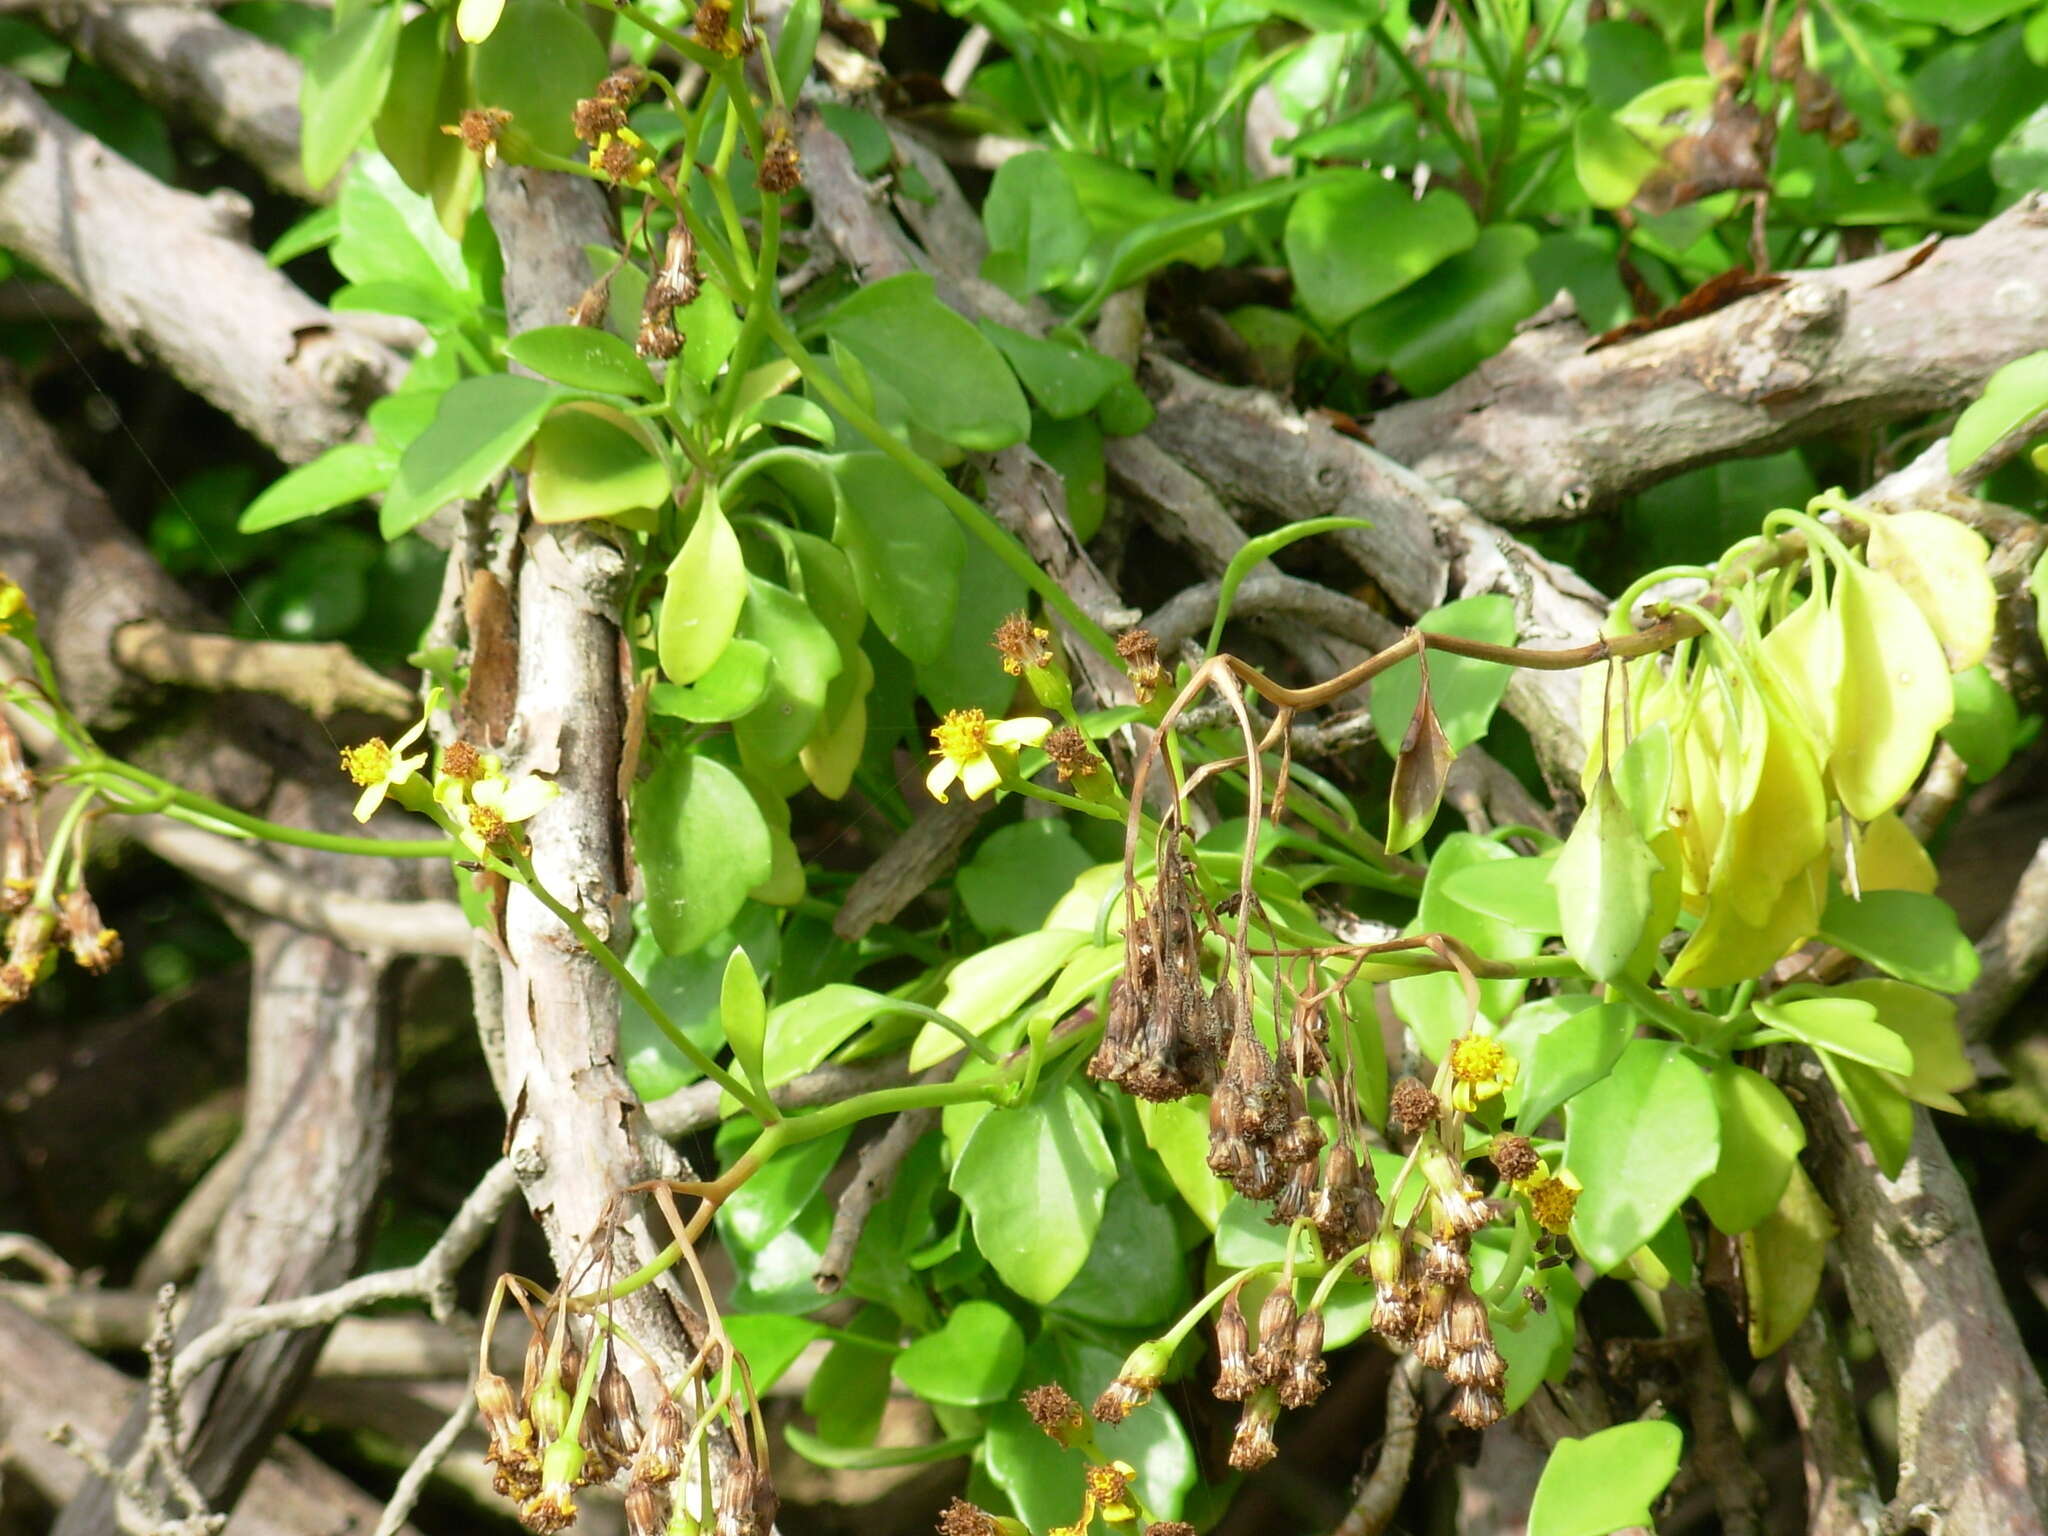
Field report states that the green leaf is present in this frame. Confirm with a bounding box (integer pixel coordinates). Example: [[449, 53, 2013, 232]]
[[762, 983, 891, 1087], [333, 152, 470, 304], [1076, 171, 1337, 322], [1752, 993, 1913, 1074], [267, 203, 341, 266], [1440, 855, 1561, 935], [801, 1308, 899, 1444], [720, 1126, 850, 1250], [893, 1300, 1026, 1406], [826, 453, 964, 665], [1390, 834, 1542, 1060], [631, 753, 773, 955], [469, 0, 607, 159], [658, 493, 747, 685], [1284, 174, 1477, 328], [1951, 350, 2048, 477], [1049, 1177, 1189, 1328], [379, 374, 556, 538], [982, 151, 1091, 296], [913, 930, 1091, 1070], [914, 531, 1029, 716], [1208, 516, 1372, 658], [1347, 224, 1543, 396], [1873, 0, 2037, 33], [723, 1313, 825, 1395], [1511, 1000, 1631, 1133], [526, 404, 670, 525], [823, 273, 1031, 451], [784, 1427, 979, 1470], [774, 0, 820, 105], [372, 13, 452, 194], [1739, 1163, 1833, 1356], [1136, 1096, 1229, 1229], [1819, 1052, 1917, 1179], [1032, 413, 1106, 542], [1571, 105, 1663, 209], [1562, 1039, 1720, 1274], [722, 945, 769, 1103], [951, 1085, 1117, 1304], [680, 283, 741, 386], [980, 322, 1130, 420], [1551, 769, 1659, 982], [618, 906, 775, 1100], [734, 577, 845, 769], [300, 5, 402, 189], [1816, 889, 1981, 993], [1527, 1421, 1684, 1536], [1836, 978, 1975, 1111], [648, 640, 773, 724], [507, 325, 658, 398], [1370, 595, 1517, 755], [238, 442, 395, 532], [1943, 665, 2023, 783], [1693, 1064, 1806, 1235], [958, 820, 1096, 938]]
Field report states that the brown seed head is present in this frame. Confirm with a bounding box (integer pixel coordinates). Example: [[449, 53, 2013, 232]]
[[599, 66, 647, 102], [1450, 1383, 1504, 1430], [693, 0, 751, 56], [630, 1396, 685, 1486], [1227, 1387, 1281, 1472], [1083, 1463, 1131, 1510], [757, 126, 802, 194], [450, 106, 513, 164], [993, 612, 1053, 676], [1252, 1288, 1298, 1383], [936, 1500, 1000, 1536], [1389, 1076, 1439, 1135], [626, 1480, 672, 1536], [1278, 1311, 1327, 1409], [1423, 1233, 1471, 1285], [1213, 1286, 1255, 1402], [573, 94, 628, 143], [715, 1462, 762, 1536], [1896, 119, 1940, 158], [1147, 1526, 1198, 1536], [1022, 1383, 1089, 1448], [1489, 1133, 1540, 1184], [1115, 628, 1167, 702], [442, 739, 483, 781], [1042, 725, 1099, 783], [59, 888, 120, 974], [637, 317, 684, 360]]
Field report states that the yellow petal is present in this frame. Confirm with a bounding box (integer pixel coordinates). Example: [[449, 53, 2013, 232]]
[[1828, 809, 1937, 896], [353, 782, 387, 823], [1719, 692, 1827, 927], [961, 753, 1003, 799], [1862, 510, 1995, 673], [925, 757, 960, 803], [989, 716, 1052, 748], [456, 0, 505, 42], [1757, 585, 1842, 766], [1829, 559, 1952, 823], [1664, 855, 1825, 991]]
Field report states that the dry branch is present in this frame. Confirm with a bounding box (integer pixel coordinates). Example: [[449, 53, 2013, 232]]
[[0, 1298, 417, 1536], [28, 3, 319, 200], [113, 619, 415, 721], [1786, 1048, 2048, 1531], [1785, 1305, 1883, 1536], [0, 70, 396, 463], [1373, 195, 2048, 525], [815, 1109, 936, 1294], [1334, 1355, 1424, 1536]]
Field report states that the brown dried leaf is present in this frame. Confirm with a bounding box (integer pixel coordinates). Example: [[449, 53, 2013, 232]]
[[1588, 266, 1788, 352], [1386, 672, 1453, 855]]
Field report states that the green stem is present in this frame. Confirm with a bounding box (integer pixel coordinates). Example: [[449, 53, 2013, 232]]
[[1480, 1205, 1535, 1306], [1608, 974, 1707, 1045], [32, 784, 98, 908], [510, 851, 779, 1121], [611, 0, 722, 71], [755, 304, 1122, 666], [86, 763, 459, 859]]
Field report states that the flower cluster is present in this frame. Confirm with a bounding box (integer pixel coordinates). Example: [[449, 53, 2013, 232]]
[[433, 744, 557, 859]]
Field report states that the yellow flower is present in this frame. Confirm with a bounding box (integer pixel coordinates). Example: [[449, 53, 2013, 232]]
[[0, 574, 28, 637], [340, 714, 429, 823], [1447, 1033, 1517, 1114], [1085, 1461, 1139, 1523], [588, 127, 655, 186], [1524, 1167, 1582, 1235], [925, 709, 1050, 803], [437, 754, 558, 857]]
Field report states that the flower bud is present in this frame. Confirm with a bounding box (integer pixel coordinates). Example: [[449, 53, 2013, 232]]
[[527, 1377, 571, 1445]]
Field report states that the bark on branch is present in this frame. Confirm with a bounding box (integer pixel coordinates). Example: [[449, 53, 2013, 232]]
[[0, 69, 396, 463], [1373, 195, 2048, 525]]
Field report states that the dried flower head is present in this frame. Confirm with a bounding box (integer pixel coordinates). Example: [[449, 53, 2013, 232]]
[[715, 1461, 763, 1536], [1146, 1526, 1198, 1536], [0, 719, 30, 804], [441, 740, 483, 782], [1278, 1310, 1327, 1409], [693, 0, 751, 56], [1251, 1287, 1299, 1384], [1083, 1462, 1136, 1522], [631, 1395, 685, 1486], [994, 612, 1054, 676], [1489, 1133, 1540, 1184], [1228, 1386, 1281, 1472], [590, 127, 656, 185], [1450, 1382, 1504, 1430], [1022, 1383, 1090, 1449], [0, 962, 30, 1012], [445, 106, 514, 166], [59, 887, 120, 974], [1093, 1338, 1170, 1424], [936, 1500, 1001, 1536], [756, 118, 802, 194], [573, 94, 628, 143], [1213, 1285, 1256, 1402], [1423, 1232, 1471, 1285], [1896, 119, 1940, 157], [1115, 628, 1167, 703], [1389, 1076, 1439, 1135], [638, 316, 684, 360], [1042, 725, 1100, 783]]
